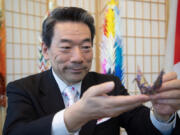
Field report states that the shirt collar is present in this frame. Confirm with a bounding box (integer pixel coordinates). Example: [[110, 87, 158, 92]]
[[52, 69, 82, 95]]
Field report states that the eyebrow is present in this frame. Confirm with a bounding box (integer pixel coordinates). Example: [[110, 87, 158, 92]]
[[60, 39, 73, 44], [60, 38, 92, 45], [80, 38, 91, 44]]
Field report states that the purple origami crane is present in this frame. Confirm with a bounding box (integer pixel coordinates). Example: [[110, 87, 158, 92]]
[[134, 67, 165, 95]]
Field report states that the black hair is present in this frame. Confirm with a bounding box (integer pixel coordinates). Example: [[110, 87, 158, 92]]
[[41, 7, 95, 48]]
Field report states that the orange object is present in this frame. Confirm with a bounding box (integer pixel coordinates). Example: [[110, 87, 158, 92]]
[[0, 18, 6, 107]]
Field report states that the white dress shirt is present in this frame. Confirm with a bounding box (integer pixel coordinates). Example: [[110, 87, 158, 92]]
[[51, 70, 81, 135], [150, 110, 176, 135], [51, 70, 176, 135]]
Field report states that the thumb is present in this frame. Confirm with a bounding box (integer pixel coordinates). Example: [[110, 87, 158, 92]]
[[87, 81, 115, 97]]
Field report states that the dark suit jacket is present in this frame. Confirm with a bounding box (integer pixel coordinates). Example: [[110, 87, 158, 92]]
[[3, 70, 180, 135]]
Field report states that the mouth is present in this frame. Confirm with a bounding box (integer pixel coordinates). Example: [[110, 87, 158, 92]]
[[71, 68, 85, 73], [67, 67, 86, 73]]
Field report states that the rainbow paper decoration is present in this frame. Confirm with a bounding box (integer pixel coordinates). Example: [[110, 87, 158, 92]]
[[100, 0, 124, 82], [38, 46, 50, 72], [38, 0, 54, 72]]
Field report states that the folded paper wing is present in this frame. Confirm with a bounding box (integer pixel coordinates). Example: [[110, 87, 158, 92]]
[[134, 68, 164, 95]]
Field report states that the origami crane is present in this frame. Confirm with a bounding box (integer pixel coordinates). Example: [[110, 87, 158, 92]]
[[134, 67, 165, 95]]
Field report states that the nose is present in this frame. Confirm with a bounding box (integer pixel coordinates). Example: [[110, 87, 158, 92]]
[[70, 46, 83, 63]]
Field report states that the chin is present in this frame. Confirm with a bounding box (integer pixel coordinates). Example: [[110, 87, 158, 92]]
[[67, 71, 88, 83], [67, 79, 81, 85], [70, 76, 84, 83]]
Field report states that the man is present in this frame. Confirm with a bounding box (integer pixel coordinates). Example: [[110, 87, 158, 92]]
[[3, 7, 180, 135]]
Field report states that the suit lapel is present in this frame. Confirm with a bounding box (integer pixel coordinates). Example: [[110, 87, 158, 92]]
[[39, 70, 65, 114], [39, 71, 98, 134], [80, 72, 97, 97], [79, 72, 97, 135]]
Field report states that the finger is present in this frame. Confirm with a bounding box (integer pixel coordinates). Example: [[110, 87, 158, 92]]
[[152, 103, 176, 116], [109, 94, 150, 107], [87, 81, 115, 97], [111, 100, 148, 116], [154, 99, 180, 106], [159, 79, 180, 91], [151, 90, 180, 99], [163, 72, 177, 82]]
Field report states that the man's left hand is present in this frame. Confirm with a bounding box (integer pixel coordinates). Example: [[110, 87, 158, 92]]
[[151, 72, 180, 122]]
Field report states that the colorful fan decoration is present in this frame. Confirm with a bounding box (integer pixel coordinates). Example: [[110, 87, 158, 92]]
[[38, 14, 50, 72], [38, 46, 50, 72], [100, 0, 124, 82], [38, 0, 56, 72]]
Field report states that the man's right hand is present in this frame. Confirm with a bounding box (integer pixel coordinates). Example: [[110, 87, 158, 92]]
[[64, 81, 150, 132]]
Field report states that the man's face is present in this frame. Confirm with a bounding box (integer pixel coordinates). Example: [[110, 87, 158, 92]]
[[43, 22, 93, 85]]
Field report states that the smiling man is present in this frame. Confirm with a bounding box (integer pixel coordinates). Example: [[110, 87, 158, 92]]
[[3, 7, 180, 135], [43, 22, 93, 85]]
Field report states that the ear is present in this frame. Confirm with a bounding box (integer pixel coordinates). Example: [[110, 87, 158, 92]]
[[42, 42, 49, 60]]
